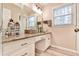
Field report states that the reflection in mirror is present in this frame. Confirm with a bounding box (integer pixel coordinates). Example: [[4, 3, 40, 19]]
[[25, 16, 38, 34], [27, 16, 37, 30], [2, 3, 22, 38]]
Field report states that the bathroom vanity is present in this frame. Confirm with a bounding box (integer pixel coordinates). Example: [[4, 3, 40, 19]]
[[3, 32, 52, 56]]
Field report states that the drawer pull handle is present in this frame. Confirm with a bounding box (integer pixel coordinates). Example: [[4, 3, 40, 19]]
[[21, 52, 27, 56], [21, 43, 27, 46]]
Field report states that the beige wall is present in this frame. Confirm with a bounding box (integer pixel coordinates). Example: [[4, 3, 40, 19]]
[[42, 3, 76, 50], [43, 5, 52, 21], [43, 3, 62, 21]]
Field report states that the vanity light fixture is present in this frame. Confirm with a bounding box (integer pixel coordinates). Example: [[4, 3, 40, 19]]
[[32, 4, 43, 15], [14, 3, 43, 15]]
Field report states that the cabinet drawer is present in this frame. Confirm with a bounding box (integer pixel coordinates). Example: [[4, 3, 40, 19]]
[[9, 43, 35, 56], [9, 44, 29, 56], [3, 38, 34, 56]]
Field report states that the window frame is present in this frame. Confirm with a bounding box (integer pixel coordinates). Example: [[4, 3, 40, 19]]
[[53, 4, 74, 26]]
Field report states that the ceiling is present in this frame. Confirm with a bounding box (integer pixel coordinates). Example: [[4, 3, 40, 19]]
[[37, 3, 63, 8], [13, 3, 63, 15]]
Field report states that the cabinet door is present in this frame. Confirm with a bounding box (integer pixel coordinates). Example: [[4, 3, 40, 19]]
[[9, 43, 29, 56], [9, 43, 35, 56], [3, 39, 27, 55]]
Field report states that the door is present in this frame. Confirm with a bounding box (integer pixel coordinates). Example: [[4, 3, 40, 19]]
[[52, 3, 79, 52], [53, 4, 77, 50], [73, 4, 79, 52], [76, 4, 79, 51]]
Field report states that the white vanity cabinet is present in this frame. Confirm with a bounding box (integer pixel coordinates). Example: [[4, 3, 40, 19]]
[[3, 33, 52, 56], [3, 38, 35, 56]]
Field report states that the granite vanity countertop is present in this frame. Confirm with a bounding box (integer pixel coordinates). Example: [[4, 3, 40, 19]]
[[3, 32, 51, 43]]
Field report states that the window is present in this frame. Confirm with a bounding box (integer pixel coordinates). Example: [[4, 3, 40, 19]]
[[27, 16, 37, 30], [53, 4, 73, 26]]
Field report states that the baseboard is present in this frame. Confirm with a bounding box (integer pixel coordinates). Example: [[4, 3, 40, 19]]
[[51, 45, 79, 55]]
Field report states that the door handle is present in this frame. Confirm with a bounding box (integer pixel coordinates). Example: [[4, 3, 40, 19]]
[[74, 28, 79, 32]]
